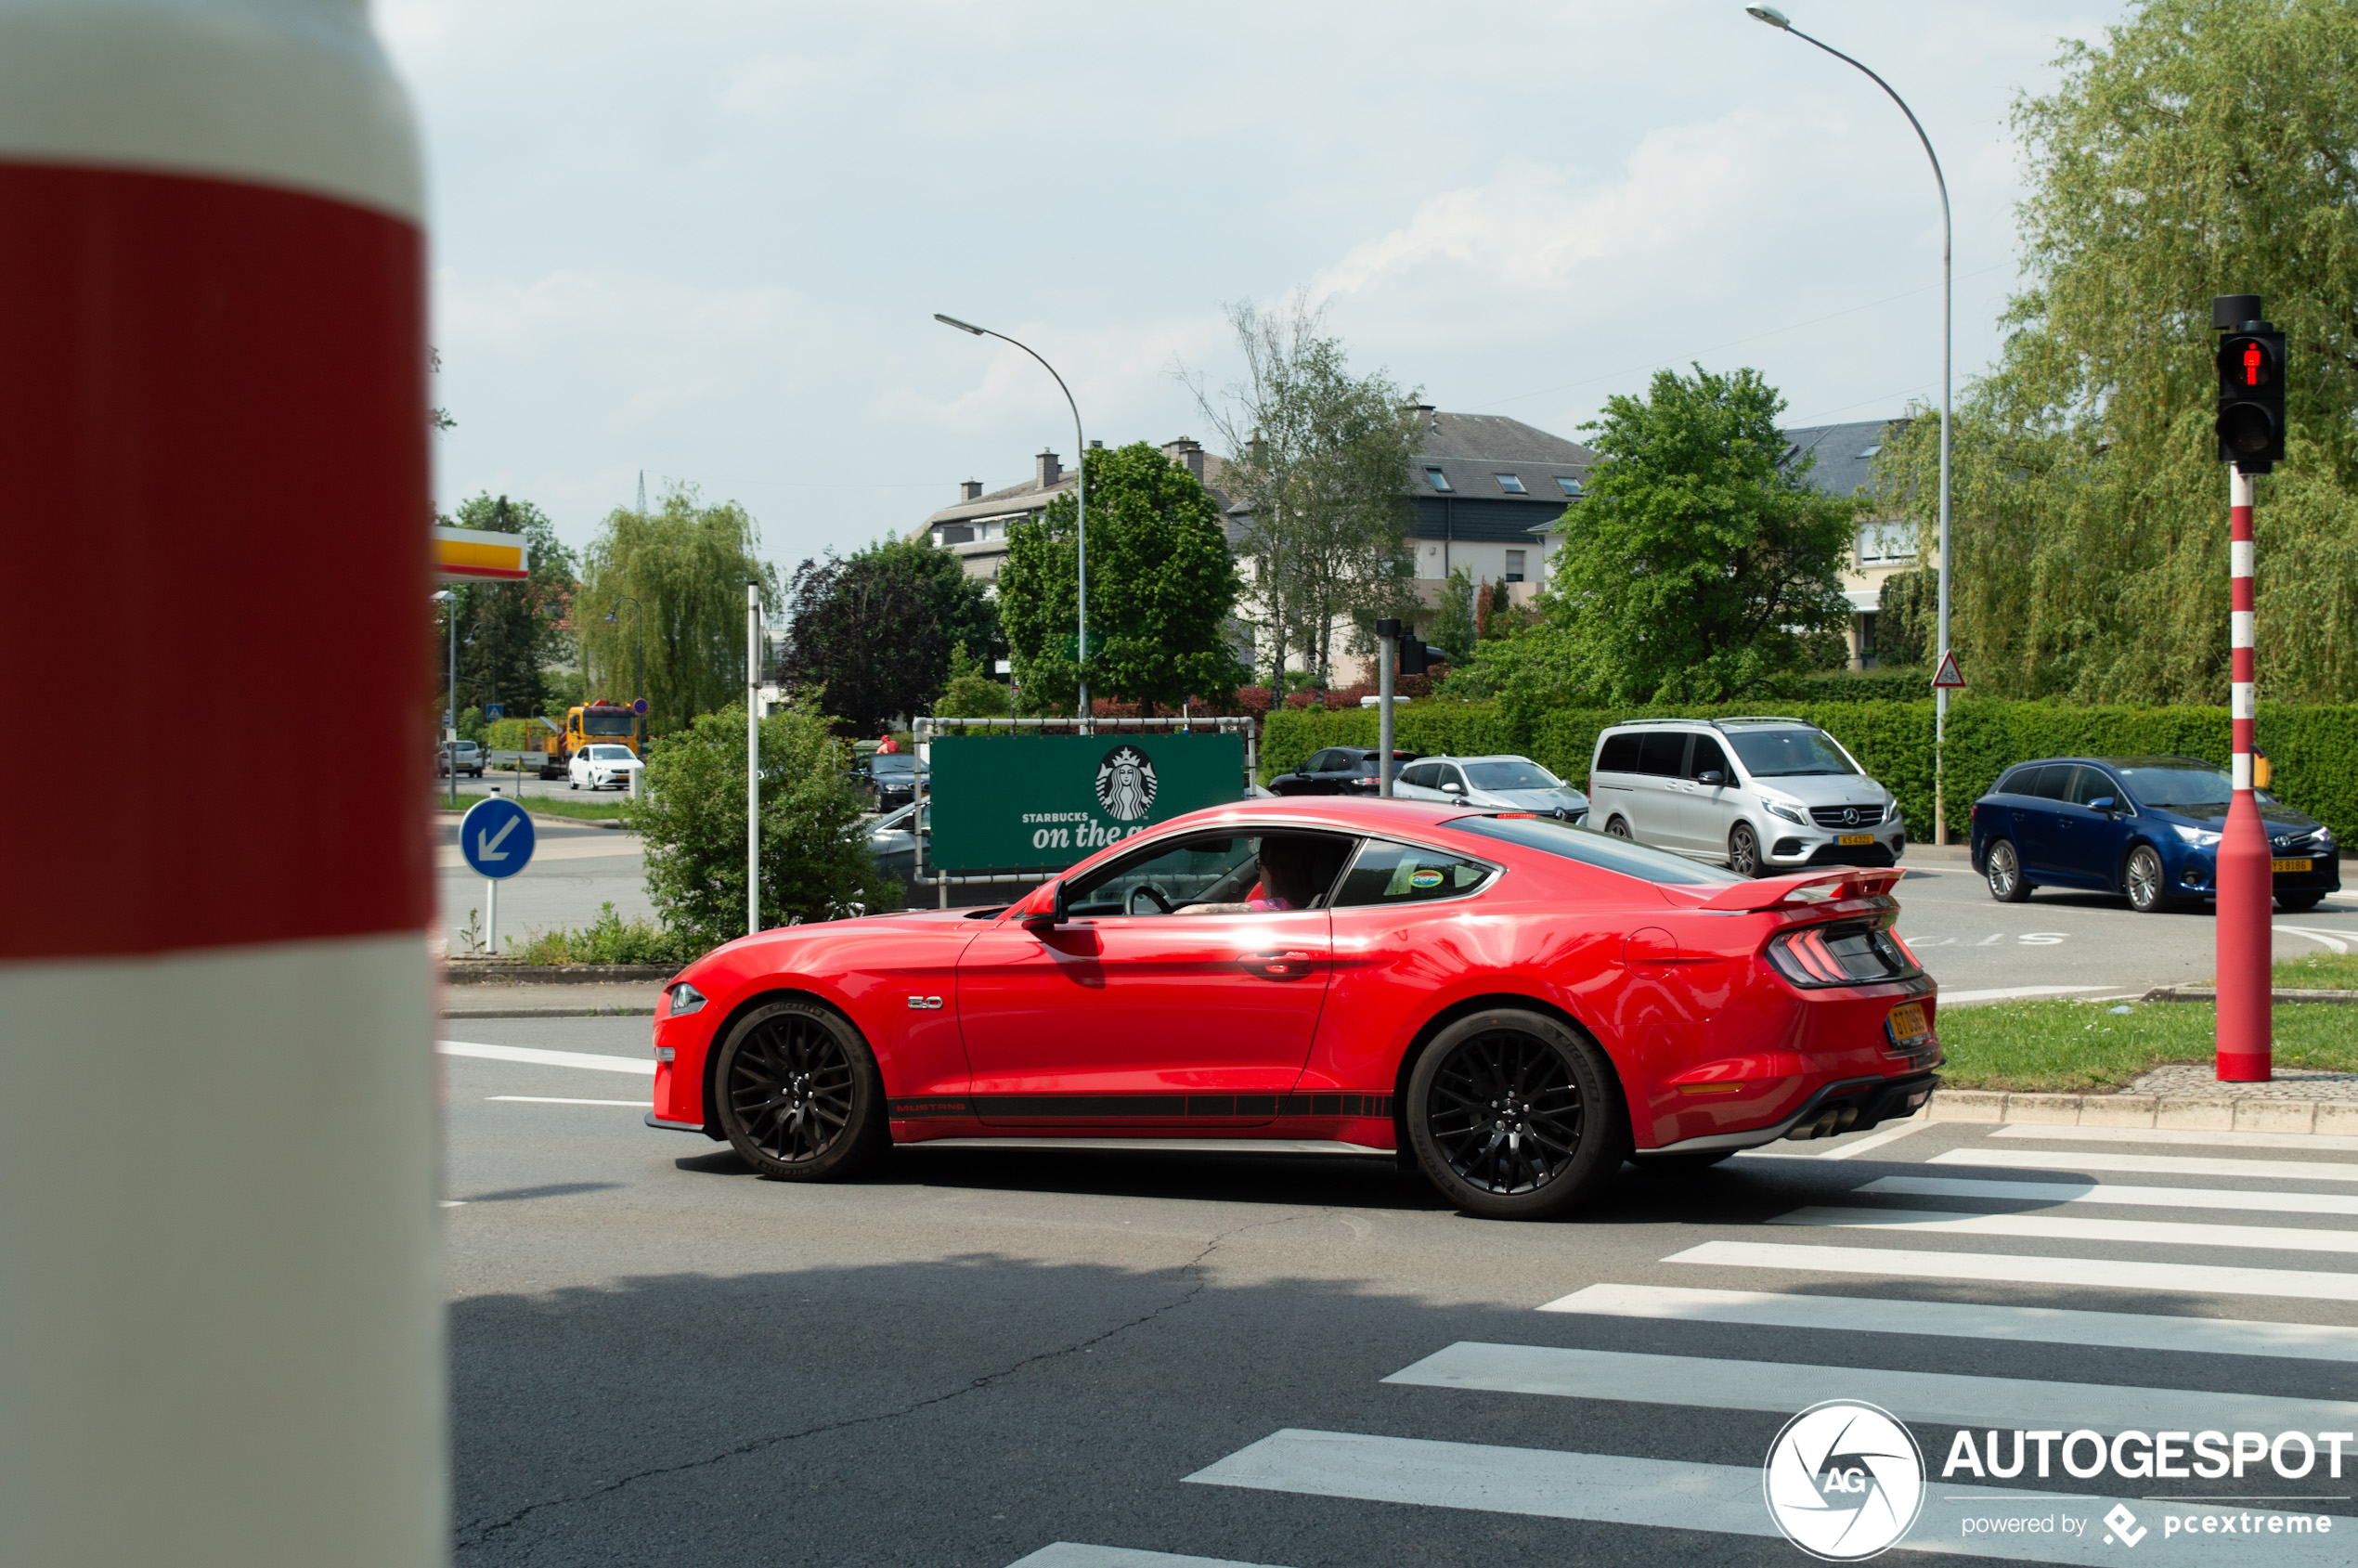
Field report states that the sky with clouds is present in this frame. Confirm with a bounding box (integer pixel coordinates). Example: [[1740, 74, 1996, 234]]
[[382, 0, 2119, 573]]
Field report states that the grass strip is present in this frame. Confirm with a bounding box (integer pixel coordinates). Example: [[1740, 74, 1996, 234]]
[[2274, 951, 2358, 991], [438, 790, 633, 823], [1937, 997, 2358, 1094]]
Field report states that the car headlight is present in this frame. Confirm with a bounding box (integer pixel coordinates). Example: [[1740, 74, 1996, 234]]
[[667, 981, 707, 1017], [2316, 826, 2337, 849], [2170, 823, 2222, 849], [1764, 800, 1806, 825]]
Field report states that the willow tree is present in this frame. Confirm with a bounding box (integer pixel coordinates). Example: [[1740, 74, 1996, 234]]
[[1877, 0, 2358, 704], [577, 486, 778, 735]]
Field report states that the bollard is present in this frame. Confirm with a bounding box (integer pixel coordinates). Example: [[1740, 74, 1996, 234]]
[[0, 4, 442, 1566], [2215, 464, 2272, 1080]]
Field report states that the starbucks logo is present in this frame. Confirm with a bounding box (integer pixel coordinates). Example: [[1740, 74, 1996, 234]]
[[1095, 745, 1158, 822]]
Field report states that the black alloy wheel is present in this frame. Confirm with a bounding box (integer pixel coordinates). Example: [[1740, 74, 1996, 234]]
[[1406, 1009, 1625, 1220], [1985, 839, 2030, 903], [2124, 845, 2169, 914], [715, 998, 887, 1181], [1604, 816, 1633, 839], [1728, 822, 1762, 878]]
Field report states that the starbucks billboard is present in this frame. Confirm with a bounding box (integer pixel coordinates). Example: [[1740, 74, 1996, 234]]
[[927, 733, 1248, 873]]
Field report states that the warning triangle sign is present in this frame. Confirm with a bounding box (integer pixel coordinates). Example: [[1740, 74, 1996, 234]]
[[1932, 650, 1966, 690]]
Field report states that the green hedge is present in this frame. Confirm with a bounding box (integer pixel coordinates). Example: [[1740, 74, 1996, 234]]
[[1263, 699, 2358, 845]]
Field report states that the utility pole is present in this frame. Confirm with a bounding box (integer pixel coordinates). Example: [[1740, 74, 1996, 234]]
[[1375, 619, 1401, 797], [747, 580, 762, 940]]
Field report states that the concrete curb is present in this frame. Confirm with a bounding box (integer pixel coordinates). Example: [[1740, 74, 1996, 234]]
[[1927, 1089, 2358, 1135], [444, 964, 674, 984], [444, 1005, 656, 1019], [2142, 986, 2358, 1004]]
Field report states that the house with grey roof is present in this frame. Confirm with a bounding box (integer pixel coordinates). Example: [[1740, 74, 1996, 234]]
[[1781, 417, 1919, 668], [1395, 409, 1594, 607], [914, 438, 1231, 583]]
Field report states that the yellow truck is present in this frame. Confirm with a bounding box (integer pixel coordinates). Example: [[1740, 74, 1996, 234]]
[[486, 703, 642, 778]]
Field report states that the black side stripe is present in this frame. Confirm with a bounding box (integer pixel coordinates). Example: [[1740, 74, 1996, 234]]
[[887, 1094, 1395, 1121]]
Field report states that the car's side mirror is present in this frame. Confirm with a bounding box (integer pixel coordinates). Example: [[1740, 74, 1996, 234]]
[[1440, 781, 1464, 795], [2089, 796, 2117, 813], [1698, 770, 1726, 785], [1025, 880, 1069, 926]]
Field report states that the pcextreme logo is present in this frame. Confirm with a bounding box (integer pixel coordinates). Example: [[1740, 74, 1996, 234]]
[[1763, 1400, 1926, 1561]]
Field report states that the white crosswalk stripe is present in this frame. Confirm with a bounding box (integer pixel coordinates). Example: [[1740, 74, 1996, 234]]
[[1005, 1549, 1288, 1568], [1931, 1147, 2358, 1183], [1041, 1125, 2358, 1567], [1537, 1281, 2358, 1361], [1770, 1203, 2358, 1257]]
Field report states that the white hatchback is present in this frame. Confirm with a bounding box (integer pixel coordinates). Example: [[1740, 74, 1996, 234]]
[[569, 743, 643, 792]]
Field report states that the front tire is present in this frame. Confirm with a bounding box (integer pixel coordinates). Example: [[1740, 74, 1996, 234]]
[[714, 998, 888, 1181], [1604, 816, 1633, 839], [1406, 1008, 1626, 1220], [2124, 845, 2170, 913], [1985, 839, 2031, 902], [1729, 822, 1762, 878]]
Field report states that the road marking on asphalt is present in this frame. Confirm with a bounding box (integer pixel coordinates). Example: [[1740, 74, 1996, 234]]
[[1535, 1281, 2358, 1362], [1991, 1125, 2358, 1154], [486, 1095, 654, 1107], [1005, 1547, 1293, 1568], [2276, 925, 2352, 954], [1184, 1430, 2351, 1564], [1937, 984, 2117, 1004], [1931, 1147, 2358, 1183], [1774, 1203, 2358, 1257], [1667, 1239, 2358, 1302], [437, 1040, 654, 1076], [1860, 1173, 2358, 1216], [1381, 1341, 2358, 1432], [433, 836, 641, 869], [1813, 1120, 1936, 1160]]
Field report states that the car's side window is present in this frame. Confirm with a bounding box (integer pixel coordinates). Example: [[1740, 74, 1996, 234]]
[[1302, 749, 1337, 773], [1637, 732, 1690, 777], [1400, 762, 1442, 789], [1331, 840, 1495, 907], [2071, 768, 2121, 808], [1688, 736, 1731, 782], [1440, 766, 1468, 792], [1065, 832, 1357, 916], [1596, 733, 1641, 773], [2031, 765, 2077, 801]]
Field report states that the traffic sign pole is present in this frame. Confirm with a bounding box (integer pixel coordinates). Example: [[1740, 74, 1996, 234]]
[[2217, 463, 2272, 1081]]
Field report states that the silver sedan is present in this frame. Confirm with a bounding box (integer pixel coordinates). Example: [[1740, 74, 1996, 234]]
[[1392, 755, 1589, 821]]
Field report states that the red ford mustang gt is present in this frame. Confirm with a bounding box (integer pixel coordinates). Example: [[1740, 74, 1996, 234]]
[[645, 797, 1940, 1219]]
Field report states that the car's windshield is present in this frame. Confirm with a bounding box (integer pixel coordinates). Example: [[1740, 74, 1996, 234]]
[[1450, 815, 1744, 886], [581, 711, 635, 735], [587, 745, 633, 760], [2118, 764, 2233, 810], [1463, 759, 1564, 791], [1725, 729, 1858, 778], [871, 755, 917, 774]]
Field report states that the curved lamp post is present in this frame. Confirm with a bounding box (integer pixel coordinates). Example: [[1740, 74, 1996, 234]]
[[935, 313, 1090, 728], [1747, 4, 1954, 843]]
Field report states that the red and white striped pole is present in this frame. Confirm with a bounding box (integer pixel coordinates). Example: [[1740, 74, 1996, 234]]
[[2216, 465, 2273, 1081], [0, 4, 442, 1566]]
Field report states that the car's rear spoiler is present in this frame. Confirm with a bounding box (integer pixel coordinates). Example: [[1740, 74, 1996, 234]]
[[1686, 866, 1905, 913]]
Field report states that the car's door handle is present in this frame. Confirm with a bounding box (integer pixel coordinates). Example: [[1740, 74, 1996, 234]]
[[1244, 949, 1320, 978]]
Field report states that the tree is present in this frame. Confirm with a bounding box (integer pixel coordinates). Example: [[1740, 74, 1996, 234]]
[[997, 441, 1247, 713], [636, 696, 902, 951], [1875, 0, 2358, 703], [440, 492, 575, 725], [1428, 566, 1479, 666], [933, 641, 1013, 719], [577, 485, 778, 735], [1185, 294, 1422, 693], [1506, 365, 1855, 706], [782, 537, 998, 732], [1874, 566, 1939, 668]]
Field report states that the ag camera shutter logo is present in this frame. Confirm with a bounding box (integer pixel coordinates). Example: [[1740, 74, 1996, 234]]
[[1763, 1400, 1926, 1561]]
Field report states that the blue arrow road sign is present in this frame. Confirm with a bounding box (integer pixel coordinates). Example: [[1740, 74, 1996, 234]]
[[460, 796, 535, 880]]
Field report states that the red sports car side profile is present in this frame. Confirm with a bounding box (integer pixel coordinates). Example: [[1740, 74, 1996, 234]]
[[645, 797, 1940, 1219]]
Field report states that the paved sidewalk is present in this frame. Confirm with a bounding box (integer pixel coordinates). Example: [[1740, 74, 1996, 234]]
[[441, 982, 660, 1019]]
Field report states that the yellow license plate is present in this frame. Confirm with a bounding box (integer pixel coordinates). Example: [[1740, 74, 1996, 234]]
[[1837, 834, 1875, 847], [1887, 1002, 1931, 1049], [2274, 858, 2313, 873]]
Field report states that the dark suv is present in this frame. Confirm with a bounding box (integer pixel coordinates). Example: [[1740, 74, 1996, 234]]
[[1971, 754, 2339, 914], [1268, 746, 1420, 797]]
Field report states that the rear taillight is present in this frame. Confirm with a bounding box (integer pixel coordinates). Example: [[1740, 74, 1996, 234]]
[[1766, 922, 1921, 989]]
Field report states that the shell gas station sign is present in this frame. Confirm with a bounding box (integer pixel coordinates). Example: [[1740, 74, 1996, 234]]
[[432, 525, 529, 585]]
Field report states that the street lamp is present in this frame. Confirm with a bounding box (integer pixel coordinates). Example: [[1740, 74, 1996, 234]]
[[433, 589, 458, 808], [935, 312, 1092, 730], [605, 595, 645, 764], [1747, 4, 1955, 843]]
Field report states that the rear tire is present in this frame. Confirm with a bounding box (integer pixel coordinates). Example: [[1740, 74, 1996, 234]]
[[1729, 822, 1762, 878], [1985, 839, 2031, 902], [2124, 845, 2170, 913], [1406, 1008, 1626, 1221], [1604, 816, 1633, 839], [715, 997, 888, 1181]]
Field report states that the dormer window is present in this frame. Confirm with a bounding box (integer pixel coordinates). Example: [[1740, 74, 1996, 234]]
[[1555, 476, 1584, 497], [1425, 467, 1453, 492], [1494, 473, 1526, 494]]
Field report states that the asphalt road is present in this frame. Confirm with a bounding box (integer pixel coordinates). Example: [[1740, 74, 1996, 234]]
[[443, 1017, 2358, 1568]]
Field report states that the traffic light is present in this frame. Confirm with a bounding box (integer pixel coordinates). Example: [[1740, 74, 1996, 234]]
[[2213, 293, 2286, 473]]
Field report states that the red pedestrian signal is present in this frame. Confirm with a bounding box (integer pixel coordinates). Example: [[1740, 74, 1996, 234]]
[[2214, 326, 2286, 473]]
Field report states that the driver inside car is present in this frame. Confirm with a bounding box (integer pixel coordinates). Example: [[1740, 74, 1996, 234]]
[[1178, 835, 1347, 914]]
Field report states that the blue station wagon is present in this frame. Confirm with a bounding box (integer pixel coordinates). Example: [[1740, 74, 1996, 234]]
[[1969, 755, 2339, 914]]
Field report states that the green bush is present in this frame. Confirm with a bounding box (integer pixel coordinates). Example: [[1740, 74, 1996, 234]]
[[636, 697, 904, 952], [483, 717, 543, 752], [509, 902, 694, 966], [1266, 696, 2358, 844]]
